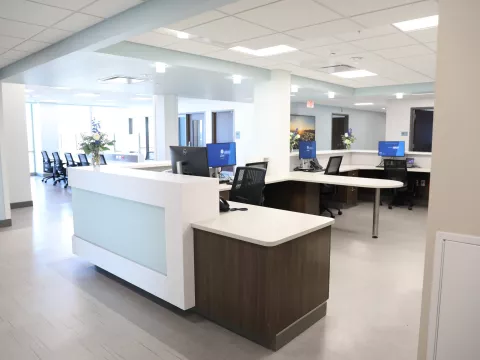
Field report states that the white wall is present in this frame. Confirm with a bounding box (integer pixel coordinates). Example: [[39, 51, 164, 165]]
[[2, 83, 32, 204], [291, 103, 386, 150], [418, 1, 480, 359], [386, 98, 434, 150], [0, 85, 11, 220], [178, 98, 255, 167]]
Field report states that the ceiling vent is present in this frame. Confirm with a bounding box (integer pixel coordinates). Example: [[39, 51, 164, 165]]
[[98, 75, 147, 84], [314, 64, 357, 74]]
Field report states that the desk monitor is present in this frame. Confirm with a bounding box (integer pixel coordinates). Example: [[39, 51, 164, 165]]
[[170, 146, 210, 177], [299, 141, 316, 159], [378, 141, 405, 157], [207, 142, 236, 168]]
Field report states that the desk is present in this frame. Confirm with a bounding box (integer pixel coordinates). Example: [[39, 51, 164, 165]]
[[218, 172, 402, 238], [339, 165, 431, 173], [192, 202, 334, 350]]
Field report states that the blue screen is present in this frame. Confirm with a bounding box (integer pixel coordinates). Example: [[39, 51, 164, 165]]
[[378, 141, 405, 157], [299, 141, 316, 159], [207, 143, 236, 168]]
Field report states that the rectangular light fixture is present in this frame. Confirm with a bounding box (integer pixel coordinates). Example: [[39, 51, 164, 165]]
[[396, 93, 404, 99], [291, 85, 299, 93], [232, 75, 242, 84], [230, 45, 297, 57], [354, 102, 374, 106], [393, 15, 438, 32], [156, 62, 168, 73], [332, 70, 377, 79], [327, 91, 335, 99]]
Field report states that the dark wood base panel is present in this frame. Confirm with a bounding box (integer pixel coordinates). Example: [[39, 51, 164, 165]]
[[194, 227, 331, 351], [263, 181, 321, 215]]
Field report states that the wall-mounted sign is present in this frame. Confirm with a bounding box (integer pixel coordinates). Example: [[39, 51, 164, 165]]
[[401, 131, 409, 136], [306, 100, 315, 109]]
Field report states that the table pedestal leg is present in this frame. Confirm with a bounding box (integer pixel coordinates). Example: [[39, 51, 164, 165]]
[[372, 188, 380, 238]]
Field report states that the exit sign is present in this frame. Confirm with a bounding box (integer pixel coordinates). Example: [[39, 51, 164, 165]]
[[307, 100, 315, 108]]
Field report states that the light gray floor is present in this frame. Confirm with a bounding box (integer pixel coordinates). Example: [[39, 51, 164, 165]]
[[0, 177, 427, 360]]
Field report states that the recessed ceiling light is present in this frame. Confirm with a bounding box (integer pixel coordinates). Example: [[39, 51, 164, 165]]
[[132, 97, 151, 101], [155, 62, 168, 73], [291, 85, 299, 93], [328, 91, 335, 99], [382, 107, 386, 110], [75, 93, 100, 97], [232, 75, 242, 85], [230, 45, 298, 57], [396, 93, 404, 99], [333, 70, 377, 79], [393, 15, 439, 32], [354, 102, 374, 106], [53, 87, 71, 90]]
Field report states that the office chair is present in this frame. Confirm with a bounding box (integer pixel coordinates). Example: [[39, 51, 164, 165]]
[[78, 154, 90, 166], [65, 152, 78, 167], [52, 152, 68, 188], [320, 156, 343, 218], [229, 167, 266, 206], [41, 151, 55, 183], [384, 159, 414, 210], [99, 154, 107, 165], [246, 161, 268, 170]]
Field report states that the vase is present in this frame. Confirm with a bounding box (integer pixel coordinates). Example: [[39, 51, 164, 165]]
[[345, 144, 351, 150], [92, 153, 101, 168]]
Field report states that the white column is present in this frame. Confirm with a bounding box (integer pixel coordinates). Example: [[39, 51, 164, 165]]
[[0, 83, 32, 206], [253, 70, 291, 176], [154, 94, 178, 161], [0, 85, 12, 225], [418, 1, 480, 359]]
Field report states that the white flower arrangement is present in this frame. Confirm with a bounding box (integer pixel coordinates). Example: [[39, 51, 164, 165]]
[[341, 128, 356, 150]]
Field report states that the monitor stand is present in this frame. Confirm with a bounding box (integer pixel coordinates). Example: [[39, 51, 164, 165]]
[[300, 159, 311, 170]]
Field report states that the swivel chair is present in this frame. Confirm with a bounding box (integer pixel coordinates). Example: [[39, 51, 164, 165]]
[[320, 156, 343, 218], [230, 167, 266, 206], [52, 152, 68, 188], [78, 154, 90, 166], [41, 151, 54, 183], [384, 159, 414, 210]]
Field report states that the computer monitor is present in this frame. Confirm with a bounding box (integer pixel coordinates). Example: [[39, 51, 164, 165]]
[[170, 146, 210, 177], [299, 141, 316, 160], [378, 141, 405, 157], [206, 142, 237, 168]]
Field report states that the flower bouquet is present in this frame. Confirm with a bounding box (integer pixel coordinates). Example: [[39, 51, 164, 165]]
[[290, 129, 301, 152], [341, 128, 356, 150], [79, 131, 115, 167]]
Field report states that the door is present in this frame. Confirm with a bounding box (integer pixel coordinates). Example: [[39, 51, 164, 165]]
[[212, 111, 234, 143], [331, 114, 349, 150], [178, 113, 205, 146], [411, 108, 434, 152]]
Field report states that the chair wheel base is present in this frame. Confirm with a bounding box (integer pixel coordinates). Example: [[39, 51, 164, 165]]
[[372, 235, 378, 239], [338, 210, 343, 216], [408, 206, 413, 210], [388, 205, 393, 210]]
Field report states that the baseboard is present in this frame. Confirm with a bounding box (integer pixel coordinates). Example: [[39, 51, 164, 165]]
[[10, 201, 33, 209], [0, 219, 12, 228]]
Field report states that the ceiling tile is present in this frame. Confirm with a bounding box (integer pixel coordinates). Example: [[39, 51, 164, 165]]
[[187, 17, 274, 43], [393, 54, 436, 78], [82, 0, 144, 18], [31, 0, 95, 11], [236, 0, 342, 32], [374, 44, 433, 59], [53, 13, 103, 32], [233, 33, 299, 49], [365, 59, 433, 82], [407, 27, 438, 43], [0, 57, 15, 67], [206, 49, 252, 62], [295, 36, 343, 49], [2, 49, 29, 60], [425, 42, 436, 51], [128, 32, 179, 47], [306, 42, 364, 58], [0, 34, 25, 49], [335, 25, 397, 42], [0, 18, 45, 39], [31, 28, 72, 43], [353, 76, 398, 87], [164, 40, 223, 55], [218, 0, 279, 14], [14, 40, 50, 53], [267, 50, 318, 66], [351, 33, 418, 51], [0, 0, 72, 27], [352, 1, 438, 28], [315, 0, 419, 17], [237, 56, 280, 68], [286, 19, 364, 40], [167, 10, 226, 31]]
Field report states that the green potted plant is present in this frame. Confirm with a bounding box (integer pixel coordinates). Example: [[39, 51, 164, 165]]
[[79, 131, 115, 167]]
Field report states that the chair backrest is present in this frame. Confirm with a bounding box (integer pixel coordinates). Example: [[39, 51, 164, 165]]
[[384, 159, 408, 184], [230, 167, 266, 206], [78, 154, 89, 166], [52, 152, 62, 164], [41, 151, 53, 173], [324, 156, 343, 175], [41, 151, 50, 164], [65, 152, 76, 167], [100, 154, 107, 165], [246, 161, 268, 170]]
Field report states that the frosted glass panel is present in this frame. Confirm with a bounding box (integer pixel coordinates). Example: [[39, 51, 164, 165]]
[[72, 189, 167, 275]]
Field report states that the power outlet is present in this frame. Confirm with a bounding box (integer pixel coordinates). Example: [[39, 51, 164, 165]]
[[421, 180, 426, 187]]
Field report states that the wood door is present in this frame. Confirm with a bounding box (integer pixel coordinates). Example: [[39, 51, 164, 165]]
[[331, 114, 349, 150]]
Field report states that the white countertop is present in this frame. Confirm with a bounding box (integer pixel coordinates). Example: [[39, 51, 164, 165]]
[[192, 202, 334, 247], [339, 165, 431, 173], [290, 150, 432, 157]]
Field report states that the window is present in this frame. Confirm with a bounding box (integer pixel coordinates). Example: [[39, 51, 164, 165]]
[[410, 108, 434, 152], [25, 104, 35, 174]]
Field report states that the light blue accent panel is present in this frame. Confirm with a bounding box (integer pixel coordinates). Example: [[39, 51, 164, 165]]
[[72, 188, 167, 275]]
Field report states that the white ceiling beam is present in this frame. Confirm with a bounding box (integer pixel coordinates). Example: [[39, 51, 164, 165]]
[[354, 82, 435, 97], [0, 0, 238, 80]]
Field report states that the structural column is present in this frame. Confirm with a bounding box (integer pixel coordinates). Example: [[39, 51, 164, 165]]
[[418, 1, 480, 359], [252, 70, 291, 176], [0, 85, 12, 226], [154, 94, 178, 161]]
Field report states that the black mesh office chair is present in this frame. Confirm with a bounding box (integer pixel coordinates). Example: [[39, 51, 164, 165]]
[[78, 154, 90, 166], [384, 159, 414, 210], [41, 151, 54, 183], [320, 156, 343, 218], [246, 161, 268, 170], [99, 154, 107, 165], [229, 167, 266, 206], [65, 153, 78, 167], [52, 152, 68, 188]]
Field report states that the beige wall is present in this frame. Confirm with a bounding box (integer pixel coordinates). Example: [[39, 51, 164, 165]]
[[418, 0, 480, 358]]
